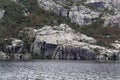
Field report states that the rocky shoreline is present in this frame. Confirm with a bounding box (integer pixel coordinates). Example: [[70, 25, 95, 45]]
[[0, 24, 119, 61]]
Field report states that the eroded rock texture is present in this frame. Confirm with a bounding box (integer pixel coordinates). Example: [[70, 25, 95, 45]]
[[31, 41, 96, 60]]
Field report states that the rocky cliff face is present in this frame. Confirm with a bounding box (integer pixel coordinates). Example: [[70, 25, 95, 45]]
[[31, 41, 96, 60]]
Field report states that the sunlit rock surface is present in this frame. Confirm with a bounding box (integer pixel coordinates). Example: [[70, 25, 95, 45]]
[[0, 52, 9, 60], [33, 24, 97, 44]]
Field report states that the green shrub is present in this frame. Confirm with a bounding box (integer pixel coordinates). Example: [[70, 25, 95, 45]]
[[0, 38, 5, 46]]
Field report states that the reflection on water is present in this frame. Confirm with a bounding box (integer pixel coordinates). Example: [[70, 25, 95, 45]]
[[0, 60, 120, 80]]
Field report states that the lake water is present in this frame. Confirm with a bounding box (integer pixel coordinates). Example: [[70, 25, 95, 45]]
[[0, 60, 120, 80]]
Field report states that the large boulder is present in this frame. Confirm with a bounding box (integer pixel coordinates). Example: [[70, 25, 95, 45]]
[[29, 24, 98, 60], [28, 23, 120, 60]]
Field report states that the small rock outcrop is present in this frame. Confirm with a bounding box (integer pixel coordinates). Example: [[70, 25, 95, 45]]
[[0, 9, 5, 19], [0, 52, 10, 60], [5, 39, 25, 54]]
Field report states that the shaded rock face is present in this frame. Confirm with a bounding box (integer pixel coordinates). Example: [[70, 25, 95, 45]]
[[88, 2, 104, 10], [31, 41, 57, 57], [5, 45, 25, 54], [52, 45, 96, 60], [31, 41, 96, 60]]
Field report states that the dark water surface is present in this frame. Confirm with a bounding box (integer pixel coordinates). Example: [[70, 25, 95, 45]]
[[0, 60, 120, 80]]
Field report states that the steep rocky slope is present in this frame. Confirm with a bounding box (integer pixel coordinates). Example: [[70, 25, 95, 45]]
[[37, 0, 100, 26]]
